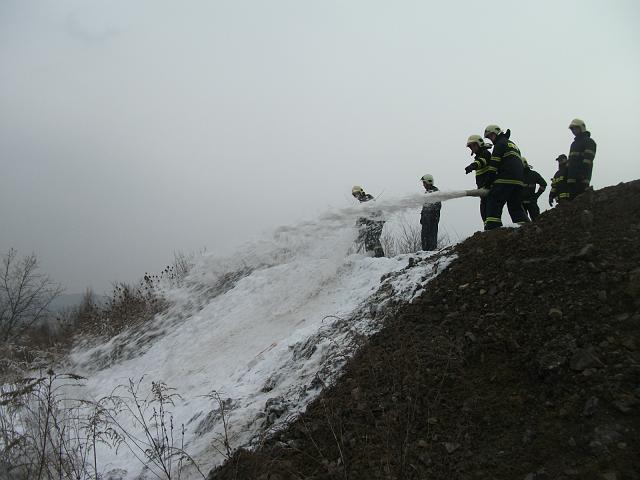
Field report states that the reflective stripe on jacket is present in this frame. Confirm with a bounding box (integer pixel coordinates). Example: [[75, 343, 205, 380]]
[[488, 130, 524, 186]]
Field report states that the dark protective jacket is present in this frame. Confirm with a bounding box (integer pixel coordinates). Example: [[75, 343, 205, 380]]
[[521, 167, 547, 203], [356, 193, 374, 203], [466, 147, 493, 188], [568, 131, 596, 181], [550, 164, 569, 202], [421, 185, 441, 224], [355, 192, 384, 256], [487, 130, 524, 187]]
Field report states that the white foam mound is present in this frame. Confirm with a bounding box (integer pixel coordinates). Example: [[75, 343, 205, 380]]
[[67, 195, 457, 479]]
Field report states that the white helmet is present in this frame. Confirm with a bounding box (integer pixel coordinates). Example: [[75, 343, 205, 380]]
[[421, 174, 434, 185], [568, 118, 586, 133], [466, 135, 485, 148], [521, 157, 529, 168], [352, 185, 364, 195], [484, 124, 503, 138]]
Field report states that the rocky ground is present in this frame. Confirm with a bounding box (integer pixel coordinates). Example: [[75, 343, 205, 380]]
[[209, 181, 640, 480]]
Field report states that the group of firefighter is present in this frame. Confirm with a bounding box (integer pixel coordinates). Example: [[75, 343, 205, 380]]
[[352, 118, 597, 256]]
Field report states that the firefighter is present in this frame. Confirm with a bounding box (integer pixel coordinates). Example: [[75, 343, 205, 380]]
[[464, 134, 493, 222], [549, 154, 569, 206], [420, 174, 441, 251], [520, 158, 547, 221], [567, 118, 596, 200], [482, 125, 528, 230], [352, 186, 385, 257]]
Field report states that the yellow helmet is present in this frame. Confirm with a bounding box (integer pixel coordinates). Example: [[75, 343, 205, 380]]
[[421, 174, 434, 185], [484, 124, 503, 138], [568, 118, 586, 133], [466, 135, 485, 148]]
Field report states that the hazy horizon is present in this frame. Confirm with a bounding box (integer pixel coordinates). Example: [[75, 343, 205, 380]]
[[1, 0, 639, 293]]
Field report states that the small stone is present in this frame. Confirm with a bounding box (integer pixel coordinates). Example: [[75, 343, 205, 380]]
[[625, 268, 640, 298], [522, 429, 535, 444], [597, 290, 607, 301], [458, 283, 469, 290], [288, 438, 303, 449], [583, 396, 599, 417], [568, 437, 577, 447], [548, 308, 563, 320], [417, 439, 428, 448], [464, 331, 477, 343], [617, 442, 627, 450], [615, 313, 630, 322], [351, 387, 362, 401], [575, 243, 595, 260], [612, 400, 633, 413], [442, 442, 460, 454], [479, 288, 487, 295], [580, 209, 594, 228], [427, 417, 438, 425], [570, 348, 601, 371], [622, 337, 637, 351]]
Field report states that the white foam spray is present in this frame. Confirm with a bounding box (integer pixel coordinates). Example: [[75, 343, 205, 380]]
[[61, 192, 465, 479]]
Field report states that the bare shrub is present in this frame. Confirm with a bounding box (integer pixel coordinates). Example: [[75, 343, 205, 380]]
[[0, 373, 204, 480], [0, 249, 63, 343], [205, 391, 234, 461], [381, 214, 456, 257], [58, 278, 168, 346], [0, 370, 119, 480], [99, 377, 206, 479]]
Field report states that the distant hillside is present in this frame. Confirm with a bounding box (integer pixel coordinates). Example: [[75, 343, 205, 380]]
[[49, 293, 107, 312], [210, 181, 640, 480]]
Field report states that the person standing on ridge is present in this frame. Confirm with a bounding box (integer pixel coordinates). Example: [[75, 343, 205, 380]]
[[520, 158, 547, 221], [549, 154, 569, 206], [567, 118, 596, 200], [352, 186, 385, 257], [465, 134, 493, 222], [420, 174, 441, 251], [482, 125, 528, 230]]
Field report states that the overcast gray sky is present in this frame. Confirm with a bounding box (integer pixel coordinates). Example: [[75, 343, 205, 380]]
[[1, 0, 639, 293]]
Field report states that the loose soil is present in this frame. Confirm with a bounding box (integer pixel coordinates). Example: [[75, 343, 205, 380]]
[[210, 181, 640, 480]]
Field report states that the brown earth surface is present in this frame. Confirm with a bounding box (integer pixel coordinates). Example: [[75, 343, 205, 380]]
[[209, 181, 640, 480]]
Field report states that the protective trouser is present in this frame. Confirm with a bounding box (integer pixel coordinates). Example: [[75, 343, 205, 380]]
[[485, 184, 528, 230], [479, 197, 487, 222], [357, 218, 385, 257], [566, 160, 591, 200], [421, 218, 439, 251], [522, 200, 541, 221]]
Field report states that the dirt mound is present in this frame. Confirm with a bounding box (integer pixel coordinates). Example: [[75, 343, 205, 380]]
[[210, 181, 640, 480]]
